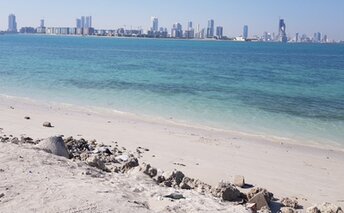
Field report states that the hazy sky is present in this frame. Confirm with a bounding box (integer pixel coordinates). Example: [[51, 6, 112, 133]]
[[1, 0, 344, 40]]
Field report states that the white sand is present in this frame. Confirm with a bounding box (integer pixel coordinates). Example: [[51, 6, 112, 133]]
[[0, 95, 344, 210]]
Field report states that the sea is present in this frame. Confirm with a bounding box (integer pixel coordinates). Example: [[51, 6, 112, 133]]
[[0, 34, 343, 146]]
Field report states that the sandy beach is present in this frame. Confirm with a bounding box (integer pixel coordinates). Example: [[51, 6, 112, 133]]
[[1, 94, 344, 212]]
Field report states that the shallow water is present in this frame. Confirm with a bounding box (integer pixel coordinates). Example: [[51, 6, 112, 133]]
[[0, 35, 343, 145]]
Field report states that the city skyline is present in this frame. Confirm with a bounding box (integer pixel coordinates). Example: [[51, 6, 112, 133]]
[[0, 0, 343, 40]]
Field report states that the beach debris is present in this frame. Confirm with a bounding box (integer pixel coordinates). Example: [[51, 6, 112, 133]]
[[164, 192, 185, 200], [10, 106, 14, 109], [24, 116, 31, 120], [307, 202, 343, 213], [35, 136, 70, 158], [248, 192, 269, 210], [115, 154, 129, 162], [247, 187, 274, 203], [234, 175, 245, 188], [211, 181, 242, 202], [281, 197, 300, 209], [280, 207, 296, 213], [43, 121, 53, 128]]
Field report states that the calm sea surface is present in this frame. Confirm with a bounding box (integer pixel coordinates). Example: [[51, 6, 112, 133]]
[[0, 35, 343, 145]]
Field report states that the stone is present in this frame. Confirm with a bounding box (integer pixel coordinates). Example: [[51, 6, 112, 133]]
[[212, 182, 242, 202], [170, 170, 185, 185], [121, 157, 139, 172], [234, 175, 245, 188], [164, 193, 185, 200], [0, 193, 4, 198], [307, 203, 343, 213], [281, 197, 299, 209], [259, 206, 272, 213], [86, 155, 107, 171], [36, 136, 70, 158], [43, 122, 52, 128], [143, 164, 158, 178], [246, 203, 257, 213], [24, 116, 30, 120], [248, 192, 269, 211], [247, 187, 274, 203], [115, 154, 129, 162], [280, 207, 296, 213]]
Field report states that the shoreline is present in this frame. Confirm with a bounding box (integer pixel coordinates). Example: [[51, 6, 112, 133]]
[[1, 94, 344, 208], [1, 93, 343, 152]]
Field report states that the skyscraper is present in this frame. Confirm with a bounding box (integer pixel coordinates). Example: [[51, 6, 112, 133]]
[[81, 16, 85, 28], [85, 16, 92, 28], [188, 21, 193, 30], [40, 19, 45, 28], [216, 26, 223, 38], [76, 19, 82, 28], [278, 19, 287, 43], [151, 17, 159, 32], [207, 19, 215, 38], [243, 25, 248, 39], [171, 23, 183, 38], [8, 14, 17, 33]]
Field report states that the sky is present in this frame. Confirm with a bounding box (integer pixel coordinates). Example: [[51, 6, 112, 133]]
[[1, 0, 344, 40]]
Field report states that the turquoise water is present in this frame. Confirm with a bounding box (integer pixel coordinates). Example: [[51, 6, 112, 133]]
[[0, 35, 343, 145]]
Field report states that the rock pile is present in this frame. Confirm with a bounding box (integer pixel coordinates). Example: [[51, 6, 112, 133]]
[[307, 202, 343, 213]]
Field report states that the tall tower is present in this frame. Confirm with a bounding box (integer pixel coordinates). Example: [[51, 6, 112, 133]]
[[243, 25, 248, 39], [40, 19, 45, 28], [86, 16, 92, 28], [151, 17, 159, 32], [8, 14, 17, 33], [278, 19, 287, 43], [81, 16, 85, 28], [207, 19, 215, 38]]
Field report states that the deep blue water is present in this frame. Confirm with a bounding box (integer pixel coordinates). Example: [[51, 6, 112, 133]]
[[0, 35, 343, 145]]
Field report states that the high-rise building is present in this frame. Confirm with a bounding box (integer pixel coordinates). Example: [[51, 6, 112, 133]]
[[81, 16, 85, 28], [207, 19, 214, 38], [171, 23, 183, 38], [85, 16, 92, 28], [151, 17, 159, 32], [76, 19, 82, 28], [40, 19, 45, 28], [243, 25, 248, 39], [295, 33, 299, 43], [8, 14, 17, 33], [278, 19, 287, 43], [216, 26, 223, 38], [316, 32, 322, 43], [188, 21, 193, 30]]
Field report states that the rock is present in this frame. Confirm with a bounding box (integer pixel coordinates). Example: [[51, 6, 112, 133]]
[[247, 188, 274, 203], [259, 206, 272, 213], [246, 203, 257, 213], [86, 155, 107, 171], [280, 207, 296, 213], [170, 170, 185, 185], [143, 164, 158, 178], [36, 136, 70, 158], [115, 154, 129, 162], [212, 182, 242, 202], [248, 192, 269, 211], [121, 157, 139, 172], [24, 116, 30, 120], [281, 197, 299, 209], [164, 193, 185, 200], [0, 193, 4, 198], [307, 202, 343, 213], [43, 122, 52, 128], [234, 175, 245, 188]]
